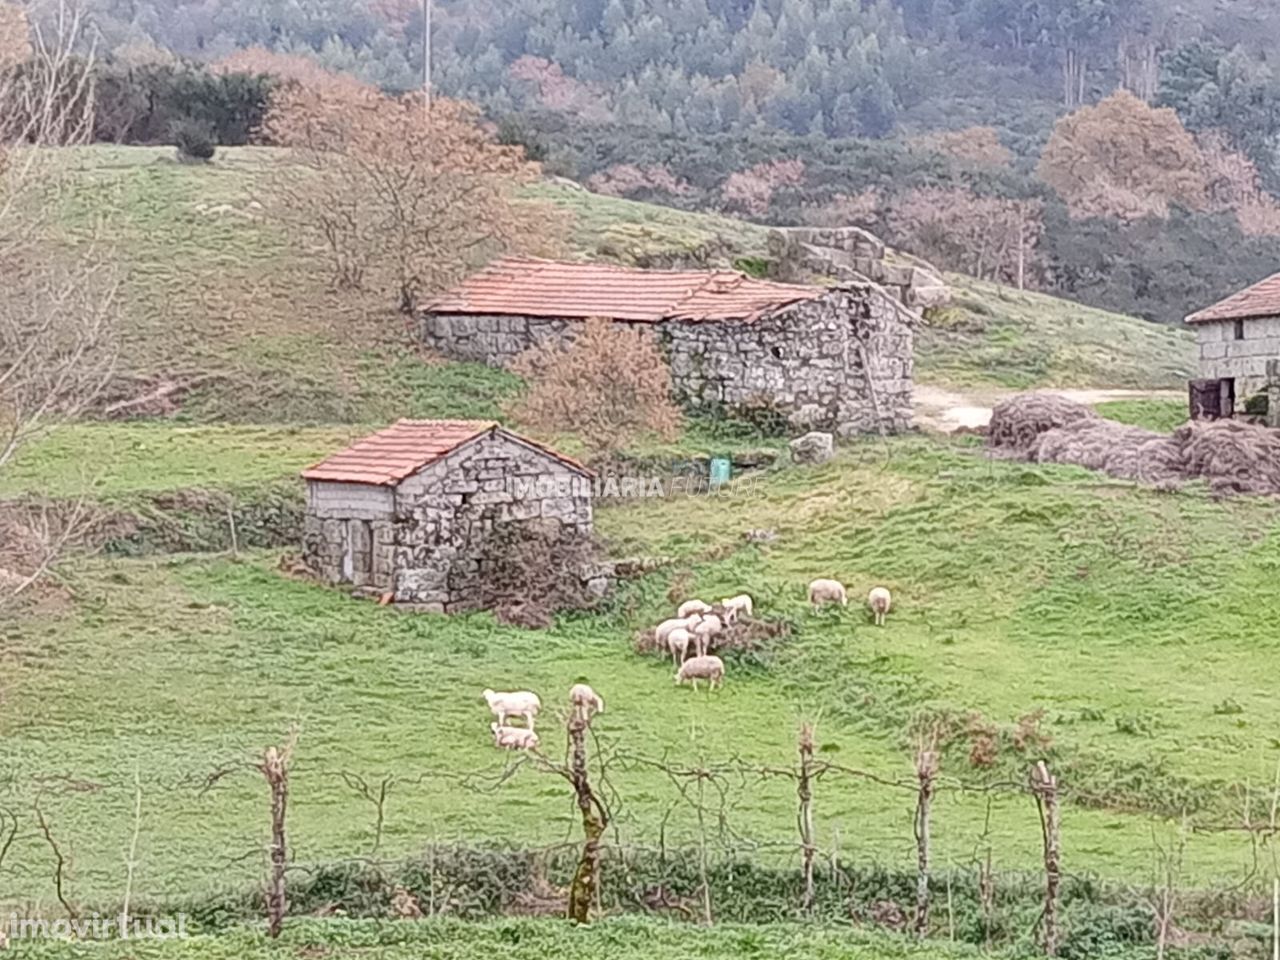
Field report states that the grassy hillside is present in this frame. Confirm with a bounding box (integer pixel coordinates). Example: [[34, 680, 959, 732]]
[[5, 437, 1280, 910], [49, 145, 1192, 428]]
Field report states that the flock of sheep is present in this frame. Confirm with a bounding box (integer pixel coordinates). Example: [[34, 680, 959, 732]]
[[480, 579, 892, 751]]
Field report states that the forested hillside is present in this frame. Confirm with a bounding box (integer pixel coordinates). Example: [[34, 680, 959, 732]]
[[57, 0, 1280, 324]]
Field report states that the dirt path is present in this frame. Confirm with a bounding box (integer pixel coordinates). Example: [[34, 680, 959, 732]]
[[913, 384, 1184, 432]]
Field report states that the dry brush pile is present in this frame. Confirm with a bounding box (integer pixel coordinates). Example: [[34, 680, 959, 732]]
[[988, 394, 1280, 495]]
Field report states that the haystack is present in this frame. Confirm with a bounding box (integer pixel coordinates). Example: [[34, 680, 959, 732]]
[[987, 394, 1097, 453], [1172, 420, 1280, 496], [1031, 420, 1184, 486]]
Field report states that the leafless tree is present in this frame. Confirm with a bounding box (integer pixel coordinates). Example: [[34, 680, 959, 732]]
[[0, 0, 118, 608]]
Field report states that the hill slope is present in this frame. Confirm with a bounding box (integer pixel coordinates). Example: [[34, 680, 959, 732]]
[[54, 145, 1192, 426]]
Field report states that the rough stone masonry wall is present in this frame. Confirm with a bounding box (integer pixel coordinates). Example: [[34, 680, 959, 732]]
[[421, 313, 573, 367], [302, 483, 395, 589], [1196, 316, 1280, 401], [390, 433, 596, 612], [665, 285, 913, 435]]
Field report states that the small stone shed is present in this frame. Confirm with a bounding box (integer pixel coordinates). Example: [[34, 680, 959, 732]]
[[422, 257, 917, 435], [1186, 271, 1280, 418], [301, 419, 597, 612]]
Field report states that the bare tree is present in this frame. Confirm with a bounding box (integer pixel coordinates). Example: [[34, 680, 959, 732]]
[[0, 0, 117, 608]]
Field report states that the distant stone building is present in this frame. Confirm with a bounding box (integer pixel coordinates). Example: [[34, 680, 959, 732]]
[[1186, 271, 1280, 418], [421, 255, 920, 436], [301, 420, 600, 612]]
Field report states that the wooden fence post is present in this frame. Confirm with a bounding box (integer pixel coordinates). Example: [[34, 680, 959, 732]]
[[259, 744, 291, 939], [798, 723, 816, 912], [914, 744, 938, 938], [566, 714, 607, 924], [1030, 761, 1061, 957]]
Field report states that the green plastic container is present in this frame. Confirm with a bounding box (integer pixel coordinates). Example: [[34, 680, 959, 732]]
[[709, 456, 732, 488]]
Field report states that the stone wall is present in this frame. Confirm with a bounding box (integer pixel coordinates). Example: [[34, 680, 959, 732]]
[[665, 285, 913, 434], [1196, 316, 1280, 400], [302, 433, 601, 612], [421, 313, 573, 367], [422, 286, 915, 436]]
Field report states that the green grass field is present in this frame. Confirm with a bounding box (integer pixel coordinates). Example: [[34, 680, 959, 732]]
[[1, 917, 1050, 960], [5, 438, 1280, 911]]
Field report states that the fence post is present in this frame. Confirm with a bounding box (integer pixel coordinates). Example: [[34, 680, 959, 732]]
[[1030, 761, 1061, 957], [566, 714, 607, 924], [798, 723, 816, 913], [260, 745, 290, 939], [914, 744, 938, 938]]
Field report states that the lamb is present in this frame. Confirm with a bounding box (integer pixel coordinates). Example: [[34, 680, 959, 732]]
[[692, 614, 723, 657], [491, 722, 540, 751], [482, 688, 541, 729], [666, 627, 693, 666], [808, 578, 848, 608], [719, 594, 753, 623], [677, 599, 713, 619], [674, 655, 725, 691], [867, 586, 892, 626], [569, 683, 605, 722]]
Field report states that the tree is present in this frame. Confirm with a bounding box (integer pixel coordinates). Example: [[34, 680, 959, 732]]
[[1037, 90, 1208, 221], [0, 1, 30, 72], [911, 126, 1012, 168], [261, 86, 553, 312], [507, 317, 682, 454], [0, 0, 117, 608]]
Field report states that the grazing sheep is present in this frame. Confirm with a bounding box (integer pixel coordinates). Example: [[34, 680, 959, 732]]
[[808, 578, 848, 608], [692, 614, 723, 657], [655, 616, 700, 645], [482, 689, 541, 729], [667, 627, 693, 666], [491, 722, 540, 751], [677, 599, 713, 618], [569, 683, 605, 722], [720, 594, 753, 623], [674, 655, 725, 691], [867, 586, 892, 626]]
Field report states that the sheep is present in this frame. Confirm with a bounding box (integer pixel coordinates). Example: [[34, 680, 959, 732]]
[[719, 594, 753, 623], [655, 615, 700, 645], [674, 655, 725, 691], [807, 578, 848, 608], [692, 614, 723, 657], [867, 586, 892, 626], [666, 627, 693, 666], [677, 599, 713, 619], [482, 688, 541, 729], [491, 722, 540, 751], [569, 683, 605, 722]]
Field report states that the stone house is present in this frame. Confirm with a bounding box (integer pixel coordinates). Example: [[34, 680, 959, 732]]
[[422, 256, 918, 435], [1186, 271, 1280, 418], [301, 419, 600, 612]]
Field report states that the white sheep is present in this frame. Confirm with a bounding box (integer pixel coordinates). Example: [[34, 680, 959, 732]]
[[569, 683, 605, 722], [482, 689, 541, 729], [491, 722, 540, 751], [867, 586, 892, 626], [720, 594, 753, 623], [692, 614, 723, 657], [674, 655, 725, 691], [808, 578, 848, 608], [677, 599, 713, 619], [666, 627, 693, 666], [655, 615, 700, 645]]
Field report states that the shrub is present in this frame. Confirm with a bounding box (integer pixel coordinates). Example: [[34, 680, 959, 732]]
[[173, 120, 216, 161], [507, 317, 682, 453], [475, 521, 609, 629]]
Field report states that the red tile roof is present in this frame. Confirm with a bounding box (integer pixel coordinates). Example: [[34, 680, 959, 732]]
[[302, 420, 589, 486], [425, 257, 824, 323], [1187, 271, 1280, 323]]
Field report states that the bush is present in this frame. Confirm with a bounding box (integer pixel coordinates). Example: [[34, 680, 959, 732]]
[[507, 317, 681, 453], [173, 120, 216, 161]]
